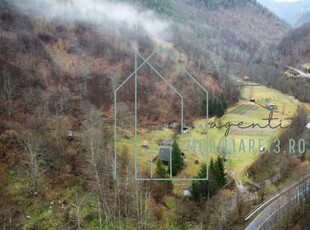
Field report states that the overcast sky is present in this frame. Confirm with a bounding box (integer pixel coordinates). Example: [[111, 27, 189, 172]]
[[273, 0, 302, 2]]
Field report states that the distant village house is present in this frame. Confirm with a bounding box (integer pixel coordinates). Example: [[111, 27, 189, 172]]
[[243, 76, 250, 81]]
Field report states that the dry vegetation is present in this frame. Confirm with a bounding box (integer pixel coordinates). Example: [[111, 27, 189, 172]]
[[0, 0, 309, 229]]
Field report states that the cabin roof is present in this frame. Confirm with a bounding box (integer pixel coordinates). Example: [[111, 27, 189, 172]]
[[158, 148, 171, 162]]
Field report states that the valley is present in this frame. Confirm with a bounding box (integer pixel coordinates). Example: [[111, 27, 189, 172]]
[[116, 81, 305, 191], [0, 0, 309, 229]]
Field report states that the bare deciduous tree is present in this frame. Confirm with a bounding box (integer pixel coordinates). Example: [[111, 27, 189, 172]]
[[0, 70, 18, 117], [108, 71, 120, 93], [48, 87, 71, 115], [70, 194, 85, 230], [83, 104, 104, 129], [84, 128, 113, 227], [116, 102, 133, 131], [212, 196, 230, 230], [22, 134, 44, 192], [236, 191, 245, 224], [83, 122, 151, 229]]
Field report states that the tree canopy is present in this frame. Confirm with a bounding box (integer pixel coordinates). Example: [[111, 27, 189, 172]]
[[191, 156, 227, 202], [168, 141, 184, 176], [202, 93, 227, 118]]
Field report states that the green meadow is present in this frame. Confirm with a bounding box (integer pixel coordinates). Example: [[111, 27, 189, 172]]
[[116, 84, 300, 193]]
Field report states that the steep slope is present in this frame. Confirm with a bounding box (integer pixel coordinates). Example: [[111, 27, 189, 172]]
[[257, 0, 310, 26], [243, 21, 310, 102], [140, 0, 289, 70], [278, 22, 310, 67], [0, 0, 297, 229], [296, 11, 310, 28], [0, 0, 289, 122], [132, 0, 290, 104]]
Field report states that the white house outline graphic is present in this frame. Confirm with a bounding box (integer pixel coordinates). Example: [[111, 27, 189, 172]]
[[114, 46, 209, 181]]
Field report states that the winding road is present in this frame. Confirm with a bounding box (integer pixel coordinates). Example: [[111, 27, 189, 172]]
[[272, 61, 310, 79], [245, 175, 310, 230], [288, 66, 310, 79]]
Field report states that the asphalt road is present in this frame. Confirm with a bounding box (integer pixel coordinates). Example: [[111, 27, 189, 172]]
[[288, 66, 310, 79], [245, 176, 310, 230]]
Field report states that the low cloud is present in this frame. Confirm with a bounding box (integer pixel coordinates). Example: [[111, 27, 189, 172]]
[[10, 0, 170, 38]]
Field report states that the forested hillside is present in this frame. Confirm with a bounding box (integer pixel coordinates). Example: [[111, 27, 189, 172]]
[[278, 22, 310, 67], [0, 0, 303, 229], [257, 0, 310, 26], [0, 0, 290, 121], [245, 21, 310, 102], [296, 12, 310, 28]]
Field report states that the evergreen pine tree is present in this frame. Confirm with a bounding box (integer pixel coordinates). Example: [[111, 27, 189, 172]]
[[191, 163, 208, 202], [209, 97, 215, 116], [155, 159, 174, 194], [220, 93, 228, 110], [215, 100, 225, 117], [190, 157, 228, 202], [209, 157, 215, 172], [155, 159, 167, 178], [203, 95, 227, 117], [216, 156, 227, 186], [209, 157, 219, 195], [168, 141, 184, 176]]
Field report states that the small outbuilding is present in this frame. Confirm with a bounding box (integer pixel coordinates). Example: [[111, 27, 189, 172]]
[[157, 139, 174, 146], [182, 127, 189, 133], [259, 146, 265, 152], [243, 76, 250, 81], [154, 148, 171, 165], [141, 143, 150, 149], [67, 131, 73, 141], [183, 185, 192, 196], [266, 102, 277, 110]]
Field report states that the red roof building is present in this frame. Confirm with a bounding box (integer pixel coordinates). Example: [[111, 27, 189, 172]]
[[243, 76, 250, 81]]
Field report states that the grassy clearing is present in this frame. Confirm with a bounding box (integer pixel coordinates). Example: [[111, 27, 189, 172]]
[[230, 104, 257, 115], [302, 63, 310, 69], [242, 84, 299, 116], [116, 84, 299, 192]]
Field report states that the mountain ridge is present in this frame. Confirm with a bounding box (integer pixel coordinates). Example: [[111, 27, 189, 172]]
[[0, 0, 306, 229], [257, 0, 310, 26]]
